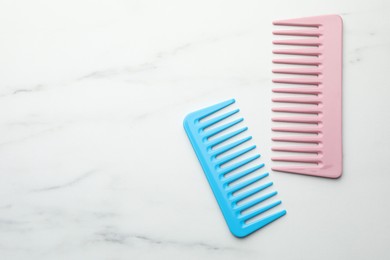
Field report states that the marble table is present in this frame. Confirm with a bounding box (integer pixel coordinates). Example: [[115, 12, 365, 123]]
[[1, 0, 389, 259]]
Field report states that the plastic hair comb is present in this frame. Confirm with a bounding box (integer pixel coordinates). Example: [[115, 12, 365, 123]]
[[184, 99, 286, 237], [271, 15, 343, 178]]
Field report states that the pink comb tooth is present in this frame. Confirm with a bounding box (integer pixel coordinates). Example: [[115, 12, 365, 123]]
[[272, 116, 321, 124], [273, 48, 322, 56], [272, 126, 321, 133], [272, 14, 343, 178], [271, 156, 321, 163], [273, 16, 323, 27], [273, 29, 322, 36], [272, 146, 321, 153], [272, 136, 321, 143], [273, 15, 342, 27], [273, 38, 322, 46], [272, 67, 322, 75], [272, 97, 321, 104], [273, 58, 322, 65], [271, 166, 323, 177], [272, 78, 321, 85], [272, 87, 322, 95], [272, 107, 320, 113]]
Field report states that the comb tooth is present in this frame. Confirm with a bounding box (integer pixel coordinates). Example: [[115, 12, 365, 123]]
[[272, 136, 321, 143], [272, 97, 321, 104], [272, 87, 322, 95], [273, 17, 322, 27], [272, 165, 321, 176], [273, 48, 322, 57], [233, 182, 273, 202], [223, 164, 264, 184], [239, 201, 282, 222], [237, 192, 278, 212], [204, 118, 243, 138], [226, 173, 268, 194], [273, 39, 321, 46], [243, 210, 287, 231], [273, 29, 322, 36], [208, 127, 248, 147], [195, 99, 235, 121], [272, 116, 321, 124], [272, 107, 320, 114], [272, 67, 321, 75], [273, 58, 321, 65], [217, 145, 256, 166], [211, 136, 251, 157], [272, 87, 322, 94], [220, 154, 260, 175], [272, 126, 321, 133], [272, 78, 321, 85], [272, 156, 321, 163], [232, 182, 273, 203], [200, 109, 239, 129], [272, 146, 321, 153]]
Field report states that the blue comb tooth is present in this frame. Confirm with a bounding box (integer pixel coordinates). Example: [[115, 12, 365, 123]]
[[227, 173, 269, 194], [243, 210, 287, 234], [204, 118, 243, 138], [219, 154, 260, 175], [207, 127, 248, 148], [211, 136, 252, 157], [194, 99, 236, 121], [216, 145, 256, 166], [223, 164, 264, 185], [184, 100, 286, 237], [200, 109, 240, 129], [239, 201, 282, 222], [232, 182, 273, 203], [236, 191, 278, 212]]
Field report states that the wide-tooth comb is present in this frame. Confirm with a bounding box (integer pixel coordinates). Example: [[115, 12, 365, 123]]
[[184, 99, 286, 238], [272, 15, 343, 178]]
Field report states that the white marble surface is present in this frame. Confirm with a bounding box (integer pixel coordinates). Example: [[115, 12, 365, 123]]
[[1, 0, 390, 259]]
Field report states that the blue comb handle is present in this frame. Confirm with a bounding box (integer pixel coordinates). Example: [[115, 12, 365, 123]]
[[184, 99, 286, 238]]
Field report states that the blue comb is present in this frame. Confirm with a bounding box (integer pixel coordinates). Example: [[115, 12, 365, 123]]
[[184, 99, 286, 238]]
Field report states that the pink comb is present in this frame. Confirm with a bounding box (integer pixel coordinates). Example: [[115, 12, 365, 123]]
[[271, 15, 343, 178]]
